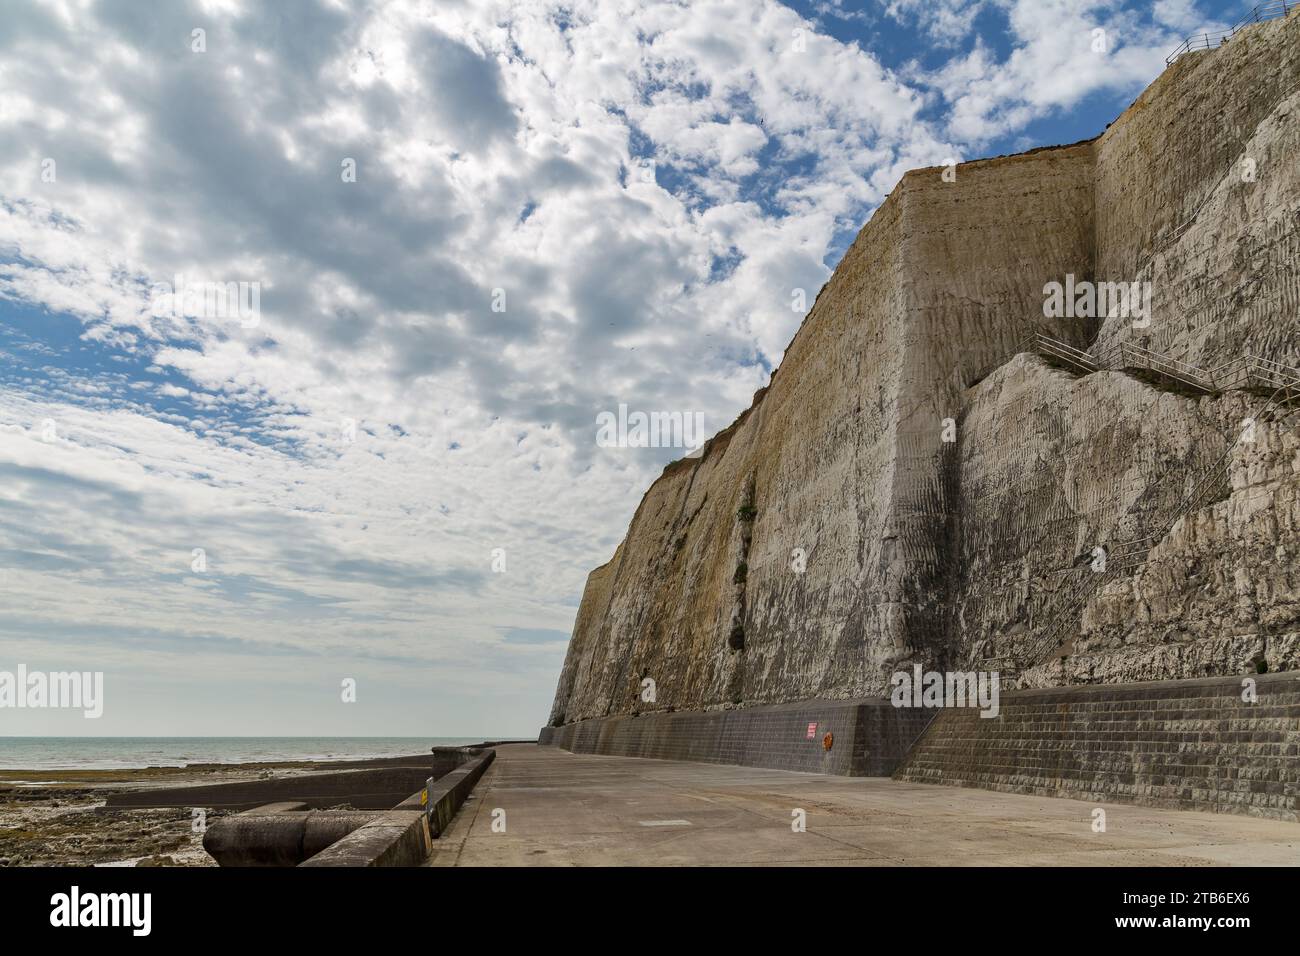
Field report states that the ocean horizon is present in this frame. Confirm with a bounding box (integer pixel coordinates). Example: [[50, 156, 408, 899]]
[[0, 737, 498, 771]]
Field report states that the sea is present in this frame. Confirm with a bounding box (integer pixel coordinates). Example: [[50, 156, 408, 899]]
[[0, 737, 488, 770]]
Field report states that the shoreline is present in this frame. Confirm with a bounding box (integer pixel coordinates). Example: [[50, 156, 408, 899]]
[[0, 736, 488, 773], [0, 752, 442, 867]]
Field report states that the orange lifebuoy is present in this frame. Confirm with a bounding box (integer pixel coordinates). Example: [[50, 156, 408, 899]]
[[822, 732, 833, 751]]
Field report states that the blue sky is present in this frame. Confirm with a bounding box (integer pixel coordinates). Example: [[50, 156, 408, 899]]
[[0, 0, 1243, 736]]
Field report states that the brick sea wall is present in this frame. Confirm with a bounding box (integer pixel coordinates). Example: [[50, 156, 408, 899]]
[[538, 699, 934, 776], [893, 671, 1300, 821]]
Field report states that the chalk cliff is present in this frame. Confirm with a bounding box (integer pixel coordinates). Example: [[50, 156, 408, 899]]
[[549, 15, 1300, 727]]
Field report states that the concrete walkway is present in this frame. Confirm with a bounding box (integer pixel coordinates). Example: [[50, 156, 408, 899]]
[[427, 744, 1300, 866]]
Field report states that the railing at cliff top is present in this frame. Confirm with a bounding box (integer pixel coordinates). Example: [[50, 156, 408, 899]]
[[1166, 0, 1296, 66]]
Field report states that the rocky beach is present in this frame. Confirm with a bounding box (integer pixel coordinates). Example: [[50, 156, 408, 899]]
[[0, 756, 433, 867]]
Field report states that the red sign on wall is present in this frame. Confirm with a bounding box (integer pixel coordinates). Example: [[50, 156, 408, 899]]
[[806, 722, 818, 739]]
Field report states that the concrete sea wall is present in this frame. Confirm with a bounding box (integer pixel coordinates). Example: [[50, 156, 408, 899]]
[[894, 671, 1300, 821], [195, 747, 496, 866], [540, 699, 932, 776]]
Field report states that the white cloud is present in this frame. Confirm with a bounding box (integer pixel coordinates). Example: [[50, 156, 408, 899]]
[[887, 0, 992, 45], [0, 0, 1181, 733], [903, 0, 1202, 144]]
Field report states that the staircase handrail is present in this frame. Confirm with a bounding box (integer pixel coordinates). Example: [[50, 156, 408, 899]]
[[1113, 343, 1214, 390]]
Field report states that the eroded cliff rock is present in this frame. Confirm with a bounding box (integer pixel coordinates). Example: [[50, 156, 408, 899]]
[[549, 15, 1300, 726]]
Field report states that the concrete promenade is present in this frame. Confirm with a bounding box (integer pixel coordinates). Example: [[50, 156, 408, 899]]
[[426, 744, 1299, 866]]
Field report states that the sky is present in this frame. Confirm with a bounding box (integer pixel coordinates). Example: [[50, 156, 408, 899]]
[[0, 0, 1244, 737]]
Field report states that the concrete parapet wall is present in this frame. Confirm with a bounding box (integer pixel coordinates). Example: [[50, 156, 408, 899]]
[[300, 749, 496, 864], [297, 811, 432, 868], [894, 671, 1300, 820], [539, 699, 932, 776], [427, 749, 496, 837], [105, 759, 453, 811], [196, 748, 496, 866]]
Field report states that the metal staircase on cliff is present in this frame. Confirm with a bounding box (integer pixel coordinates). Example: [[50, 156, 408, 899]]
[[983, 334, 1300, 682]]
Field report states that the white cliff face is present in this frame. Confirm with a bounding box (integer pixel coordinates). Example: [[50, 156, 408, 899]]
[[1057, 390, 1300, 684], [548, 16, 1300, 726]]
